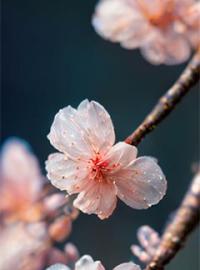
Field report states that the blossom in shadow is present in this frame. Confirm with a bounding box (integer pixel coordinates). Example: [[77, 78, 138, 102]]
[[131, 225, 160, 264], [46, 99, 167, 219], [92, 0, 200, 65], [46, 255, 141, 270]]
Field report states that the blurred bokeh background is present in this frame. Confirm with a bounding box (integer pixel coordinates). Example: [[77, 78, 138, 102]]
[[2, 0, 199, 269]]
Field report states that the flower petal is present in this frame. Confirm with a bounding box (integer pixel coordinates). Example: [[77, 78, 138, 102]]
[[141, 31, 191, 65], [101, 142, 138, 173], [115, 157, 167, 209], [92, 0, 150, 48], [48, 100, 115, 159], [46, 153, 89, 194], [73, 179, 117, 219], [48, 105, 94, 159], [77, 99, 115, 155], [46, 264, 70, 270], [0, 139, 42, 210], [113, 262, 141, 270], [75, 255, 105, 270]]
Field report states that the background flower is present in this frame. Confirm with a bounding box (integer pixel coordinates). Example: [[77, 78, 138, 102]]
[[92, 0, 200, 65]]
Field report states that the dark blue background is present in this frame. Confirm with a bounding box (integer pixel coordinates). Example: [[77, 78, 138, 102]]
[[2, 1, 199, 269]]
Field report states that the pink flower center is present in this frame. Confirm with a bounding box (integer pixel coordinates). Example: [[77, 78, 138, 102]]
[[137, 0, 176, 29], [89, 155, 119, 182]]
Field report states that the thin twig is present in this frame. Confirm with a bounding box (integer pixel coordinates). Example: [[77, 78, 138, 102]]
[[145, 171, 200, 270], [125, 49, 200, 146]]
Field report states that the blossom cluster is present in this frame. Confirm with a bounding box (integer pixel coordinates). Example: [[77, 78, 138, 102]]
[[92, 0, 200, 65]]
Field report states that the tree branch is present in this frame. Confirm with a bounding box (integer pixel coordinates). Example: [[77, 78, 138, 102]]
[[125, 49, 200, 146], [145, 170, 200, 270]]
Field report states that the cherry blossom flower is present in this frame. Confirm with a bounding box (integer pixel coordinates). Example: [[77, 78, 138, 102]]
[[92, 0, 200, 65], [46, 255, 141, 270], [0, 138, 78, 270], [46, 100, 167, 219], [131, 225, 160, 263]]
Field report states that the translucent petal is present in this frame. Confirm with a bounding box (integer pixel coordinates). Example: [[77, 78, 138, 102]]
[[115, 157, 167, 209], [77, 99, 115, 155], [101, 142, 138, 173], [113, 262, 141, 270], [73, 179, 117, 219], [75, 255, 105, 270], [48, 100, 115, 159], [48, 105, 94, 159], [46, 153, 90, 194]]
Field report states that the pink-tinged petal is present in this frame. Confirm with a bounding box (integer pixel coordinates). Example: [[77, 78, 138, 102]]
[[181, 2, 200, 47], [77, 100, 115, 155], [73, 179, 117, 219], [0, 222, 49, 270], [92, 0, 150, 48], [141, 31, 191, 65], [48, 100, 115, 159], [0, 139, 42, 211], [75, 255, 105, 270], [46, 153, 89, 194], [115, 157, 167, 209], [113, 262, 141, 270], [102, 142, 138, 173], [48, 105, 94, 159]]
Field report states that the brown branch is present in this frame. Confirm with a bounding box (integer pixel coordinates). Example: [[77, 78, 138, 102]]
[[145, 171, 200, 270], [125, 49, 200, 146]]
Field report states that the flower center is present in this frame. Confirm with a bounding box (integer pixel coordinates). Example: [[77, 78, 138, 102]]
[[137, 0, 176, 29]]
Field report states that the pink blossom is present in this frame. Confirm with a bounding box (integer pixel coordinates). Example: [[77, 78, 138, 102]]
[[46, 255, 141, 270], [0, 138, 43, 222], [0, 139, 78, 270], [131, 225, 160, 263], [46, 100, 167, 219], [92, 0, 200, 65]]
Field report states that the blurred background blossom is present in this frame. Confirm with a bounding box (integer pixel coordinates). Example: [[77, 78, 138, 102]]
[[1, 0, 199, 269], [0, 139, 79, 270], [92, 0, 200, 65]]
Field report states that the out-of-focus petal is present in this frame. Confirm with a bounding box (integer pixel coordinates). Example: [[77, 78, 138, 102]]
[[92, 0, 150, 48], [0, 222, 49, 270], [141, 31, 191, 65], [116, 157, 167, 209], [113, 262, 141, 270], [77, 100, 115, 155], [73, 179, 117, 219], [46, 153, 89, 194], [75, 255, 105, 270], [0, 138, 42, 201], [102, 142, 137, 173]]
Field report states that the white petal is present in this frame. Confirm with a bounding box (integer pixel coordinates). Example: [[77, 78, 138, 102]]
[[75, 255, 105, 270], [73, 178, 117, 219], [48, 100, 115, 159], [113, 262, 141, 270], [46, 264, 70, 270], [48, 105, 94, 159], [46, 153, 89, 194], [115, 157, 167, 209], [77, 100, 115, 155], [101, 142, 138, 173]]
